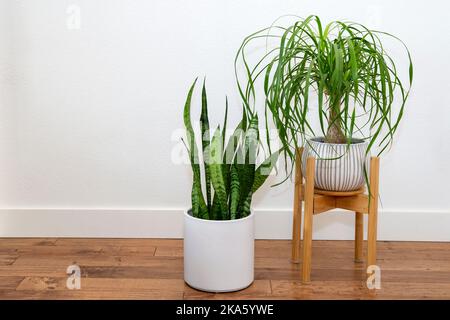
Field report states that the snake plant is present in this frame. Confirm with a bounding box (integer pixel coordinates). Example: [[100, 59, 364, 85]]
[[235, 15, 413, 163], [184, 79, 279, 220]]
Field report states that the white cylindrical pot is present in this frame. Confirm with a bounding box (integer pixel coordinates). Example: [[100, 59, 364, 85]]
[[302, 137, 369, 192], [183, 210, 254, 293]]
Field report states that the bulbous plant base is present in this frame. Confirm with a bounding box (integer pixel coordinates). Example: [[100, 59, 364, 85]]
[[183, 210, 254, 293], [301, 137, 369, 192]]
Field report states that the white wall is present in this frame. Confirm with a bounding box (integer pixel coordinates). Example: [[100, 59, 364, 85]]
[[0, 0, 449, 239]]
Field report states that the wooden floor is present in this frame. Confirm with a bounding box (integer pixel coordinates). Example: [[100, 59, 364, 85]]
[[0, 238, 449, 299]]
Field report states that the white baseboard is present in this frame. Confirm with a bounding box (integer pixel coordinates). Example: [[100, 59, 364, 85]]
[[0, 208, 449, 241]]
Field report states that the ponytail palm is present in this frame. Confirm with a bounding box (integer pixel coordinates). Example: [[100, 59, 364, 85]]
[[235, 15, 413, 162]]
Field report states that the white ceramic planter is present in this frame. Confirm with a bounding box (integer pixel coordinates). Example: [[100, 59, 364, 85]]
[[183, 210, 254, 292], [302, 137, 369, 192]]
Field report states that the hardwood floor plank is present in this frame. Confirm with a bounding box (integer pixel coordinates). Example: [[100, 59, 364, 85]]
[[155, 246, 183, 257], [55, 238, 179, 248], [0, 254, 19, 266], [0, 276, 24, 290], [14, 244, 156, 256], [270, 280, 369, 300], [16, 277, 184, 292], [82, 265, 183, 279], [12, 254, 124, 267], [0, 265, 69, 278], [13, 277, 185, 300], [0, 238, 57, 247], [371, 282, 450, 299], [0, 289, 183, 300]]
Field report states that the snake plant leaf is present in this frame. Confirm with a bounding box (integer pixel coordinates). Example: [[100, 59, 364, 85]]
[[235, 150, 251, 218], [241, 192, 253, 218], [222, 98, 228, 151], [236, 114, 258, 216], [223, 108, 247, 165], [200, 80, 211, 213], [220, 102, 231, 196], [210, 127, 228, 216], [252, 150, 280, 193], [183, 79, 198, 164], [191, 176, 208, 219], [244, 114, 259, 164], [229, 164, 240, 219], [222, 109, 247, 199], [223, 120, 243, 166], [210, 197, 222, 220], [183, 79, 208, 218]]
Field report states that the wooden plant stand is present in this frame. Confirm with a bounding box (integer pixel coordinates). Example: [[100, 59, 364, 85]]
[[291, 147, 380, 283]]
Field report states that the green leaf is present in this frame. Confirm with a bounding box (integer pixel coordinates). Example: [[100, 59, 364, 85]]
[[223, 112, 246, 166], [252, 150, 280, 193], [200, 80, 211, 215], [183, 79, 208, 219], [223, 97, 229, 149], [229, 164, 240, 219], [222, 111, 247, 198], [244, 114, 259, 165], [210, 197, 221, 220], [210, 127, 228, 217], [240, 192, 253, 218], [236, 115, 258, 216]]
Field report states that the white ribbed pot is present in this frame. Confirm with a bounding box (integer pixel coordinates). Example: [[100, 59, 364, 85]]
[[302, 137, 369, 192], [183, 210, 254, 293]]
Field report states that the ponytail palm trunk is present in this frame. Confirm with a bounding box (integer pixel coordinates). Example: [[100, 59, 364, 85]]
[[327, 100, 346, 144]]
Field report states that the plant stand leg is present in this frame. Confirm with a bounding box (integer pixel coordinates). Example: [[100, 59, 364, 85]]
[[291, 148, 303, 263], [302, 157, 315, 284], [355, 212, 364, 262], [367, 157, 380, 267]]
